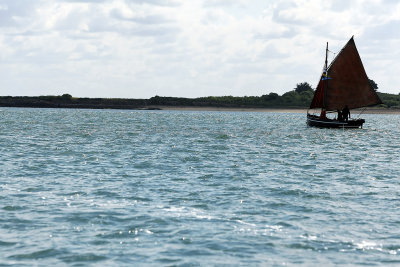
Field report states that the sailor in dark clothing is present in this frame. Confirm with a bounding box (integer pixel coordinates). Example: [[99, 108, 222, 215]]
[[337, 109, 343, 121], [342, 105, 350, 122]]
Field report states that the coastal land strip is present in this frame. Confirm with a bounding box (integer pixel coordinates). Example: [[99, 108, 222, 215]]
[[0, 95, 399, 114], [148, 106, 400, 114]]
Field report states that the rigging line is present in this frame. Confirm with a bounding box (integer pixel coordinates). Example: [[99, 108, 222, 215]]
[[327, 49, 337, 55], [327, 49, 337, 61], [357, 107, 367, 118]]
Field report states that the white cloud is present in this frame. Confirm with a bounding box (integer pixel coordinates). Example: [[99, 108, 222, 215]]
[[0, 0, 399, 98]]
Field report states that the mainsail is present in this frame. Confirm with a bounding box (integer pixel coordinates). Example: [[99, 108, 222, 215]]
[[309, 37, 382, 111]]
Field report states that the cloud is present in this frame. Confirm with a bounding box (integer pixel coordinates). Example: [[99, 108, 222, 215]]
[[0, 0, 400, 98], [61, 0, 178, 4], [364, 20, 400, 40], [271, 1, 300, 25], [110, 9, 172, 25], [123, 0, 180, 7], [258, 43, 287, 59], [61, 0, 108, 3], [0, 1, 40, 27], [202, 0, 246, 8]]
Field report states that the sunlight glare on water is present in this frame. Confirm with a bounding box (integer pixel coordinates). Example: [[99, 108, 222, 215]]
[[0, 108, 400, 265]]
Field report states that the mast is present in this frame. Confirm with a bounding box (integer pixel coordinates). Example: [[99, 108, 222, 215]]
[[323, 42, 328, 110]]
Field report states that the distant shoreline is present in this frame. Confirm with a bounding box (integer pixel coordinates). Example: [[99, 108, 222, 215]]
[[0, 95, 399, 114], [149, 106, 400, 114], [1, 104, 399, 114]]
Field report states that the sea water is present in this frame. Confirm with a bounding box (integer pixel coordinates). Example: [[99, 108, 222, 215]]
[[1, 107, 400, 266]]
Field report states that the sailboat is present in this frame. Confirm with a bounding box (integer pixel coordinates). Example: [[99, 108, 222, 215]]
[[307, 36, 382, 128]]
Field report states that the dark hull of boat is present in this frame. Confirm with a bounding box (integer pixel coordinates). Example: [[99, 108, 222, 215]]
[[307, 114, 365, 128]]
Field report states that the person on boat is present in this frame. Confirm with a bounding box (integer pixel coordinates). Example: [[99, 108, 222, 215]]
[[320, 109, 327, 119], [342, 105, 350, 122], [337, 109, 343, 121]]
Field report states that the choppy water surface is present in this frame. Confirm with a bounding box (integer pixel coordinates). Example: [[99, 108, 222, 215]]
[[1, 108, 400, 266]]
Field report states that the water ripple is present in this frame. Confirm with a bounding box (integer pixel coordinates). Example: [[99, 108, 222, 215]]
[[1, 109, 400, 265]]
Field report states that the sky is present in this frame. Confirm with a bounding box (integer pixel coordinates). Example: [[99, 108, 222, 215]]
[[0, 0, 399, 99]]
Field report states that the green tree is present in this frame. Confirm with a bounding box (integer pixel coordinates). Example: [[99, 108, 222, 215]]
[[369, 79, 378, 91], [294, 82, 313, 93], [60, 94, 72, 102], [261, 92, 279, 100]]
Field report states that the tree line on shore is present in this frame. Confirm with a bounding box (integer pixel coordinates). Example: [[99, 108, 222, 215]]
[[148, 81, 400, 108], [0, 81, 399, 109]]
